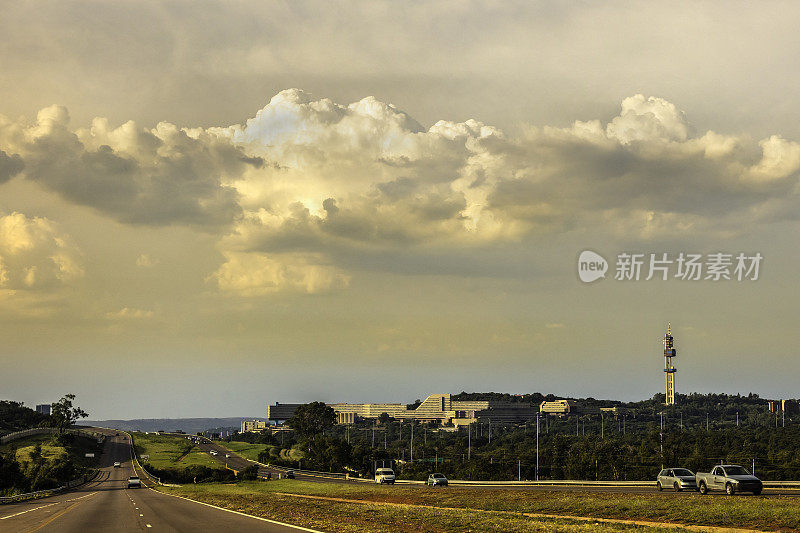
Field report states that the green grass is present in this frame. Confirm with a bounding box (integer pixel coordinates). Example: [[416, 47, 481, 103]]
[[214, 440, 304, 462], [0, 433, 101, 469], [131, 432, 224, 470], [212, 441, 273, 463], [159, 479, 800, 532], [160, 483, 679, 532]]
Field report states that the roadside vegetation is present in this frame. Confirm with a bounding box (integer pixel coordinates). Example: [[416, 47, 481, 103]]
[[132, 432, 235, 484], [160, 479, 800, 532], [222, 393, 800, 482]]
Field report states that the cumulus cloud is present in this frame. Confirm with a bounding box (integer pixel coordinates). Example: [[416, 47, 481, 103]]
[[0, 212, 83, 294], [3, 90, 800, 294], [106, 307, 155, 319], [0, 106, 248, 228], [205, 90, 800, 293]]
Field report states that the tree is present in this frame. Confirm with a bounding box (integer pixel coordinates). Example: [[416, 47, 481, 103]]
[[286, 402, 336, 438], [50, 394, 88, 433]]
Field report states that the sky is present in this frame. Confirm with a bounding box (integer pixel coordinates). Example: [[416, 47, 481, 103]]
[[1, 1, 799, 419]]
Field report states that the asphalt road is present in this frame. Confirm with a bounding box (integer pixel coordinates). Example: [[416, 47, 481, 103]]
[[0, 431, 319, 533]]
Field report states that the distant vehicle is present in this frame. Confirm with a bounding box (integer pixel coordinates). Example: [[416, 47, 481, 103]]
[[375, 468, 395, 484], [696, 465, 762, 495], [113, 462, 121, 468], [209, 450, 218, 455], [285, 470, 295, 479], [127, 476, 141, 489], [225, 454, 230, 458], [426, 473, 448, 486], [656, 468, 696, 491]]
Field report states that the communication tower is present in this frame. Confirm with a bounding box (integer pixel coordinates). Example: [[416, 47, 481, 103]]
[[664, 323, 676, 406]]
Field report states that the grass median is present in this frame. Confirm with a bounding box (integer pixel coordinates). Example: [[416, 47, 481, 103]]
[[157, 480, 800, 532]]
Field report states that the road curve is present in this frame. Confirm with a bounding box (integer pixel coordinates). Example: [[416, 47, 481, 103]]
[[0, 430, 320, 533]]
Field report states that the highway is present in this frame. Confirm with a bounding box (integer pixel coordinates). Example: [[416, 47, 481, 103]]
[[193, 436, 800, 497], [0, 430, 319, 533]]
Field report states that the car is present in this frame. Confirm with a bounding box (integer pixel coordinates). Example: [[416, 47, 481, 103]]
[[374, 468, 395, 484], [113, 462, 121, 468], [127, 476, 141, 489], [285, 470, 295, 479], [426, 473, 448, 486], [656, 468, 696, 492], [696, 465, 762, 495], [209, 450, 218, 455]]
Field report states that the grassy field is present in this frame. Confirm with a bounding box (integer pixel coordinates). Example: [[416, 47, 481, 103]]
[[131, 432, 224, 470], [0, 433, 101, 469], [159, 479, 800, 532], [212, 441, 273, 463], [214, 440, 304, 462]]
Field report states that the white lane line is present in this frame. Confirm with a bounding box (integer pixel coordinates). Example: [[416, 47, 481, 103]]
[[0, 502, 58, 520], [66, 492, 98, 502], [139, 514, 143, 517], [149, 488, 324, 532], [146, 525, 152, 528]]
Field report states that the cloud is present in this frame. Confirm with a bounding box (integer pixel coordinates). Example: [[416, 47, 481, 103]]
[[209, 251, 349, 296], [0, 106, 247, 229], [0, 212, 83, 293], [106, 307, 155, 320], [205, 91, 800, 294], [135, 254, 158, 268], [4, 90, 800, 294]]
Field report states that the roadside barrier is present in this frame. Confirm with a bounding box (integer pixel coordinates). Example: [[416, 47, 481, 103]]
[[0, 469, 100, 504]]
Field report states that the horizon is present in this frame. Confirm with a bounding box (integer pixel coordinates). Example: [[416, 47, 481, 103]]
[[2, 2, 800, 420]]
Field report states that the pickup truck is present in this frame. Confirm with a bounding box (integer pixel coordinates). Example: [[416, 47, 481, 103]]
[[696, 465, 762, 495]]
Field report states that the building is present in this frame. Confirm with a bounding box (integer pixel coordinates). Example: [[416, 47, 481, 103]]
[[267, 393, 537, 426], [539, 400, 574, 416], [240, 419, 268, 433], [35, 404, 51, 416]]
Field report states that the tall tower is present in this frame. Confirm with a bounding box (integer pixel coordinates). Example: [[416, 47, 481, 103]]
[[664, 323, 677, 406]]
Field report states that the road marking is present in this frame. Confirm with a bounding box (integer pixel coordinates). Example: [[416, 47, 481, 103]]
[[0, 503, 58, 520], [139, 514, 144, 517], [21, 500, 86, 533], [150, 489, 324, 532], [146, 524, 152, 528]]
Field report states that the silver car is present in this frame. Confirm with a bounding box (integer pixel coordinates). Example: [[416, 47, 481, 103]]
[[657, 468, 697, 492], [426, 473, 448, 486]]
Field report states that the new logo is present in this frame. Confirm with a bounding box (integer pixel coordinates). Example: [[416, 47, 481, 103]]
[[578, 250, 608, 283]]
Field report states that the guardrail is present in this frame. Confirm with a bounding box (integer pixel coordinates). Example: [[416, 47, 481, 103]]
[[0, 469, 100, 505], [0, 427, 106, 445]]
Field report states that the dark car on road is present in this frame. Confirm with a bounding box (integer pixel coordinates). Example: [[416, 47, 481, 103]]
[[285, 470, 295, 479]]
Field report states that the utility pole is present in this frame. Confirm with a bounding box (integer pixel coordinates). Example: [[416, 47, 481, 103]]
[[659, 412, 664, 467], [372, 425, 375, 448], [468, 423, 471, 460], [536, 414, 540, 481], [706, 413, 709, 432], [410, 423, 414, 463], [488, 419, 491, 444], [680, 412, 683, 429], [736, 412, 739, 427], [518, 459, 521, 482], [601, 412, 604, 439]]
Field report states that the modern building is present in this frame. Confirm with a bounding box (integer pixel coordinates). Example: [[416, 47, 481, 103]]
[[35, 404, 51, 415], [539, 400, 575, 416], [267, 393, 537, 426], [240, 419, 268, 433]]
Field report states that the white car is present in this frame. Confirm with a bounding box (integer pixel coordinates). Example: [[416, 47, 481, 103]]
[[374, 468, 395, 484], [127, 476, 141, 488], [113, 462, 121, 468]]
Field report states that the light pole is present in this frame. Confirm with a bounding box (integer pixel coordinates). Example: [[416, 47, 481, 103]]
[[536, 414, 539, 481], [468, 423, 471, 460], [410, 423, 414, 463], [601, 412, 604, 439]]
